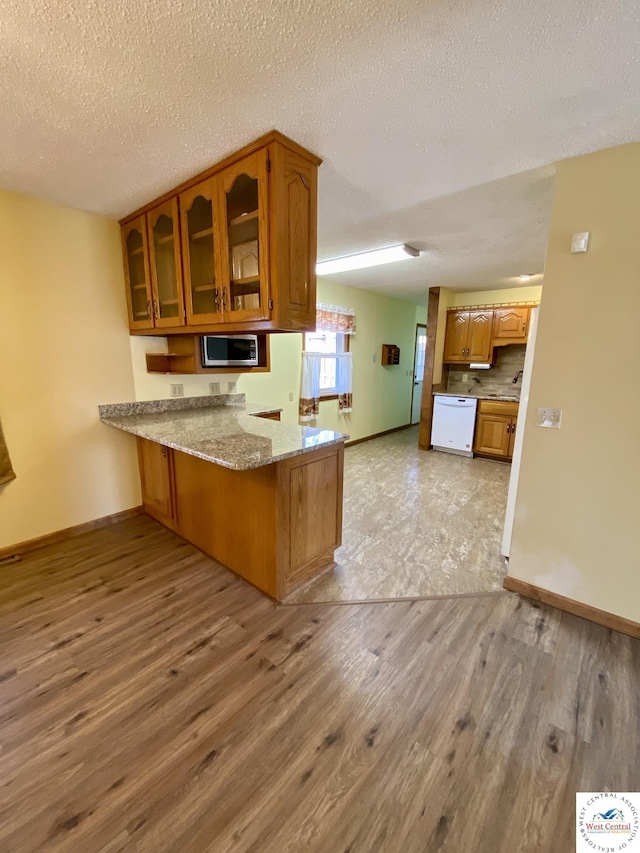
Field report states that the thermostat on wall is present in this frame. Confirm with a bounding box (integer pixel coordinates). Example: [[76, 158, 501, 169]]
[[571, 232, 590, 253]]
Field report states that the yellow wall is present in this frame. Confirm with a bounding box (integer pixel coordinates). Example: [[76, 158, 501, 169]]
[[507, 144, 640, 623], [0, 191, 141, 549], [451, 284, 543, 306], [132, 279, 427, 442]]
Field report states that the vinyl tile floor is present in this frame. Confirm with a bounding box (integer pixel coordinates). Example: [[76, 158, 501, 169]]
[[286, 426, 512, 604]]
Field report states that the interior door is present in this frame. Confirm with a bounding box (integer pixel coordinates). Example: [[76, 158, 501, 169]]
[[411, 324, 427, 424]]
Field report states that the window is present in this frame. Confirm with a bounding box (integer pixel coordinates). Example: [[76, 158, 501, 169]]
[[304, 331, 348, 396]]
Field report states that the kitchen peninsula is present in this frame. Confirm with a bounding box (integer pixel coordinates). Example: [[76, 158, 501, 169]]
[[99, 395, 347, 600]]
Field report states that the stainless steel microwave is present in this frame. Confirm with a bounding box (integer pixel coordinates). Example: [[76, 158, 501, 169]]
[[201, 334, 259, 368]]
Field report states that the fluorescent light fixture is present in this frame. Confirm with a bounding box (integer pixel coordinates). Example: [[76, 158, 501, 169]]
[[316, 244, 420, 276]]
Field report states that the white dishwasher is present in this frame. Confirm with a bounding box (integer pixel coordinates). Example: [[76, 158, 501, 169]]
[[431, 395, 477, 457]]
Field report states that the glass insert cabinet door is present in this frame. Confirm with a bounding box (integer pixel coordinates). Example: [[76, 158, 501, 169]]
[[147, 198, 185, 328], [179, 178, 223, 325], [122, 216, 153, 330], [219, 151, 269, 320]]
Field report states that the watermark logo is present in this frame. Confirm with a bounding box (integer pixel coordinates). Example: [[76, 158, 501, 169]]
[[577, 793, 639, 852]]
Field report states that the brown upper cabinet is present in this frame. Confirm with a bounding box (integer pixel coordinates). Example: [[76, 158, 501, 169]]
[[120, 131, 321, 335], [493, 306, 530, 340], [122, 217, 153, 330], [443, 310, 493, 363], [122, 205, 185, 331], [180, 178, 222, 326], [218, 150, 270, 323], [147, 199, 185, 329], [443, 304, 535, 363]]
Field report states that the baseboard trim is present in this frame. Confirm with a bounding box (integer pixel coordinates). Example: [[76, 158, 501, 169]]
[[0, 506, 145, 561], [503, 576, 640, 639], [345, 423, 413, 448]]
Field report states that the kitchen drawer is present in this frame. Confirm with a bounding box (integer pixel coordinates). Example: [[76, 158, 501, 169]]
[[477, 399, 519, 417]]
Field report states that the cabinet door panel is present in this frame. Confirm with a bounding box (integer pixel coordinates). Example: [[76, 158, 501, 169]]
[[218, 150, 270, 322], [443, 312, 469, 362], [473, 414, 511, 457], [147, 198, 185, 328], [493, 306, 529, 339], [271, 144, 317, 330], [122, 217, 153, 330], [508, 417, 517, 457], [137, 438, 174, 523], [180, 179, 224, 325], [467, 311, 493, 361]]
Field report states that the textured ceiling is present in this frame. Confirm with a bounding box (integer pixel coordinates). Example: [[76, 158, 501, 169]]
[[2, 0, 640, 301]]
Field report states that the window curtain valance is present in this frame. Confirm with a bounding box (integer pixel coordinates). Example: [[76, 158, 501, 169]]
[[316, 303, 356, 334]]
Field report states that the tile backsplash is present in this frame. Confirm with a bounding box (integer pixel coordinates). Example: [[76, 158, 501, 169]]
[[447, 345, 526, 397]]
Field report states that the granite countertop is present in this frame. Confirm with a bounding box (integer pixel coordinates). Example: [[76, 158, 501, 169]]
[[99, 394, 348, 471], [433, 391, 520, 403]]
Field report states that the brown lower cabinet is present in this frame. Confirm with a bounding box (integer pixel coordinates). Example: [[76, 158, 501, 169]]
[[136, 436, 342, 601], [473, 400, 519, 461], [137, 438, 176, 525]]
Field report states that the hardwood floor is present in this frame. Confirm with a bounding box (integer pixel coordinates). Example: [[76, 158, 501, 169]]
[[0, 514, 638, 852]]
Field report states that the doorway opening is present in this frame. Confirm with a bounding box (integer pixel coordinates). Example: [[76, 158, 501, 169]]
[[410, 323, 427, 425]]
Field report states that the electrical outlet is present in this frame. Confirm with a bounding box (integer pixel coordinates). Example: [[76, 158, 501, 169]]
[[462, 373, 469, 383], [227, 380, 237, 393], [170, 383, 184, 398], [537, 407, 562, 428], [288, 392, 294, 402], [209, 382, 220, 395]]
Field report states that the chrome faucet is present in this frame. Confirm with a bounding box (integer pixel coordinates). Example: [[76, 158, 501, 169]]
[[512, 370, 524, 384]]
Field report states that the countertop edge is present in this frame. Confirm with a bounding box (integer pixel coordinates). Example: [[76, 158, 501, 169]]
[[433, 391, 520, 403], [101, 417, 347, 470], [100, 403, 347, 471]]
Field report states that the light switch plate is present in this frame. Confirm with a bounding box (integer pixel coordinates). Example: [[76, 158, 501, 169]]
[[170, 383, 184, 398], [537, 407, 562, 428], [209, 382, 220, 395]]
